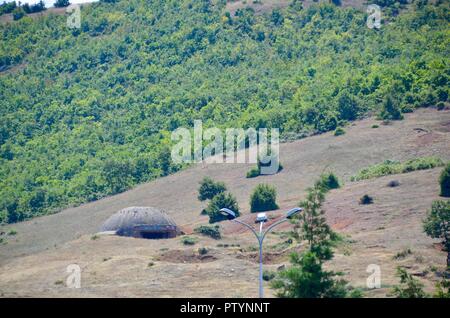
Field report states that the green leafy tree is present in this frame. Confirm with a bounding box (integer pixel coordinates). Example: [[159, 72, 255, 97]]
[[423, 200, 450, 267], [101, 160, 133, 195], [439, 163, 450, 197], [250, 184, 279, 212], [198, 177, 227, 201], [299, 183, 337, 260], [205, 192, 240, 223], [379, 95, 403, 120], [272, 179, 351, 298], [54, 0, 70, 8]]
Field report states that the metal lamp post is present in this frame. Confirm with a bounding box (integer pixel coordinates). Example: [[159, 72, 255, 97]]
[[220, 207, 303, 298]]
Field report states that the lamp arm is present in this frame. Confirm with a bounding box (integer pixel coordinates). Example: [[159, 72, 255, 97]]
[[232, 219, 260, 241]]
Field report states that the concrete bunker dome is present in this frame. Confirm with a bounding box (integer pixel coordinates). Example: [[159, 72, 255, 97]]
[[100, 207, 179, 239]]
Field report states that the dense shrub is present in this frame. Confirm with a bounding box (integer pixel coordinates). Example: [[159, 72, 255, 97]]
[[423, 200, 450, 267], [250, 184, 279, 213], [439, 163, 450, 197], [391, 268, 426, 298], [246, 167, 261, 178], [263, 270, 276, 281], [246, 156, 283, 178], [360, 195, 374, 205], [379, 95, 403, 121], [194, 225, 221, 239], [334, 127, 345, 136], [205, 192, 240, 223], [198, 177, 227, 201], [198, 247, 208, 255], [352, 157, 444, 181], [0, 1, 16, 15], [181, 236, 197, 245], [387, 180, 400, 187], [12, 7, 25, 20], [316, 172, 340, 192]]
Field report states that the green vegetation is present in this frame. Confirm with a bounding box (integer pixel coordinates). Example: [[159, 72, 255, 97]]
[[1, 1, 46, 21], [194, 224, 221, 239], [246, 167, 261, 179], [351, 157, 444, 181], [334, 127, 345, 136], [434, 279, 450, 298], [423, 200, 450, 267], [439, 163, 450, 197], [197, 247, 208, 255], [379, 95, 404, 120], [198, 177, 226, 201], [250, 184, 279, 213], [0, 1, 17, 16], [181, 236, 197, 245], [204, 192, 240, 223], [272, 179, 353, 298], [393, 248, 412, 260], [315, 172, 340, 192], [246, 156, 283, 178], [196, 177, 238, 223], [387, 180, 400, 187], [262, 270, 276, 282], [359, 194, 374, 205], [391, 267, 427, 298], [0, 1, 448, 223], [54, 0, 71, 8]]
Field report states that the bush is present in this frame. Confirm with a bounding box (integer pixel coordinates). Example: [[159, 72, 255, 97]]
[[387, 180, 400, 187], [316, 172, 340, 192], [437, 102, 445, 111], [194, 225, 221, 239], [391, 267, 426, 298], [198, 247, 208, 255], [360, 194, 373, 205], [205, 192, 240, 223], [12, 7, 25, 21], [198, 177, 227, 201], [379, 95, 403, 121], [372, 124, 379, 129], [334, 127, 345, 136], [246, 156, 283, 178], [439, 163, 450, 197], [246, 167, 260, 178], [352, 157, 444, 181], [250, 184, 279, 213], [181, 236, 197, 245], [423, 200, 450, 267], [263, 270, 276, 281]]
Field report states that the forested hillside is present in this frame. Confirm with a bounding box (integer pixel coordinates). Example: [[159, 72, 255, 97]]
[[0, 0, 448, 223]]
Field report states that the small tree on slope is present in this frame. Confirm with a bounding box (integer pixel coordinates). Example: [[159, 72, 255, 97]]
[[423, 200, 450, 268]]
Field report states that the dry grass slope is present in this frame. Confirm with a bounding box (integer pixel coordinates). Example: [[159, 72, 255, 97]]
[[0, 108, 449, 297]]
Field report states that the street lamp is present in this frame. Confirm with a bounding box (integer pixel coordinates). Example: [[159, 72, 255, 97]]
[[220, 207, 303, 298]]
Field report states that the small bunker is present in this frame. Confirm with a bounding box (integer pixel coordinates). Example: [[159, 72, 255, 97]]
[[100, 207, 179, 239]]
